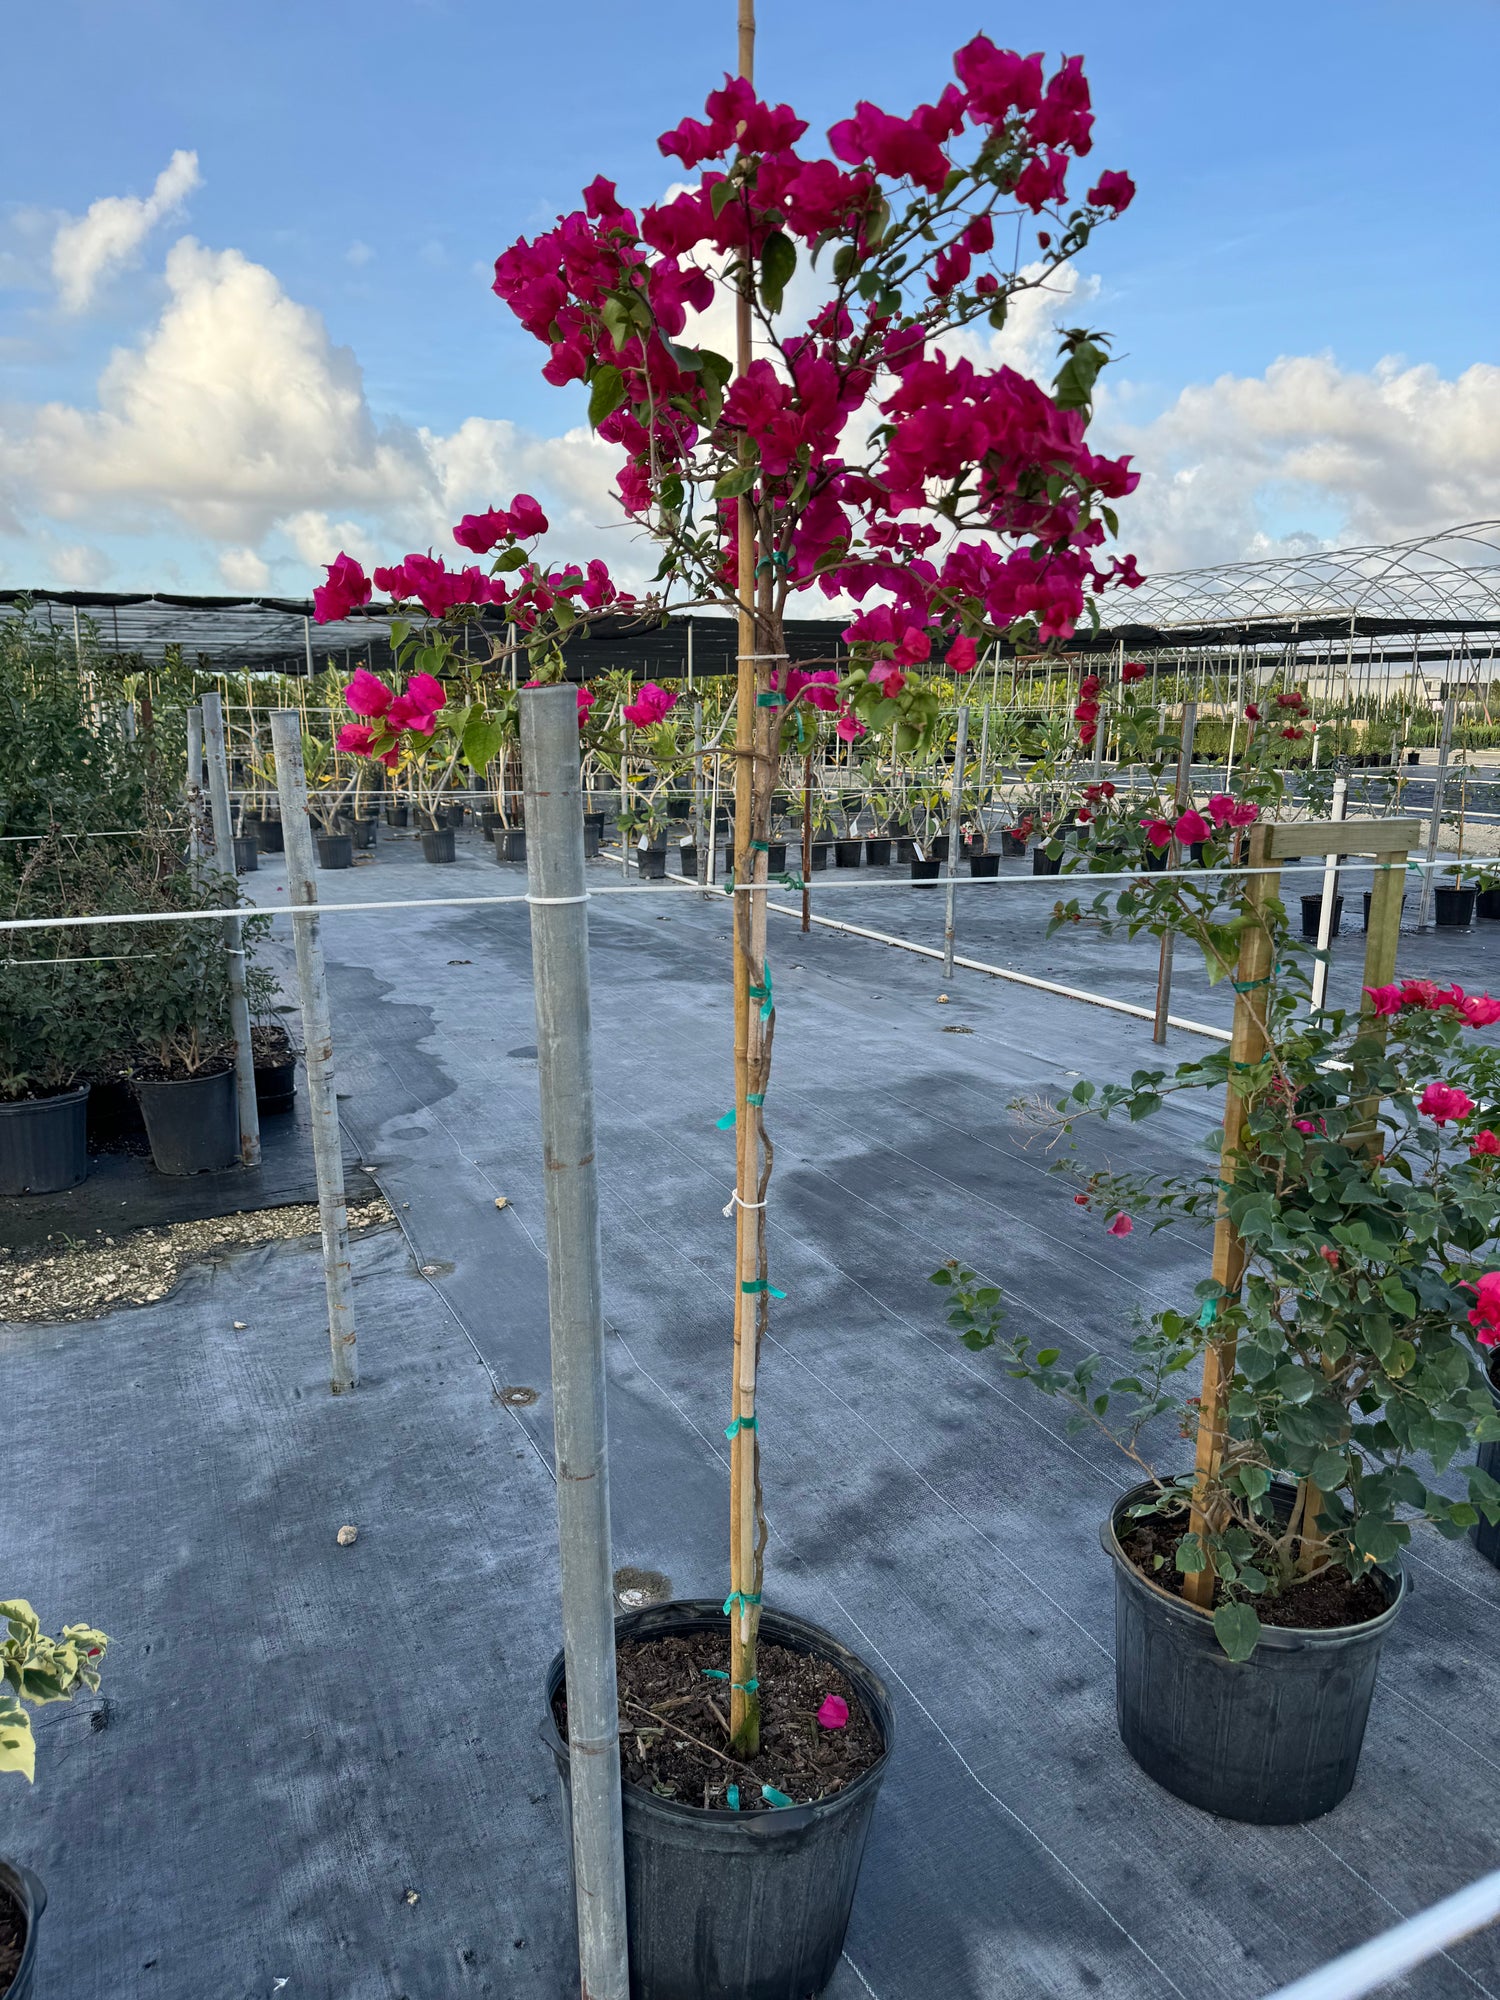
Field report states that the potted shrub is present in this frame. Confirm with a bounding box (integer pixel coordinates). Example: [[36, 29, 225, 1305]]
[[3, 1599, 109, 1999], [321, 24, 1145, 1988], [1435, 867, 1477, 927], [126, 892, 239, 1175], [0, 916, 107, 1196], [936, 858, 1500, 1823], [245, 965, 297, 1114]]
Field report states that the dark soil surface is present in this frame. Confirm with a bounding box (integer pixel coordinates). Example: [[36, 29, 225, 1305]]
[[0, 1883, 22, 1996], [250, 1023, 295, 1064], [1122, 1513, 1393, 1630], [553, 1630, 883, 1813]]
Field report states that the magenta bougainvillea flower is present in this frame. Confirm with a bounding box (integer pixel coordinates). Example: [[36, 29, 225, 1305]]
[[1470, 1130, 1500, 1158], [344, 667, 393, 719], [336, 723, 375, 755], [1173, 809, 1211, 845], [816, 1695, 849, 1730], [1087, 170, 1135, 212], [1120, 659, 1148, 682], [1140, 818, 1172, 849], [1106, 1212, 1133, 1237], [623, 681, 678, 727], [1365, 984, 1403, 1017], [1462, 994, 1500, 1027], [313, 553, 371, 625], [1205, 792, 1259, 829], [1462, 1272, 1500, 1346], [1419, 1082, 1475, 1125]]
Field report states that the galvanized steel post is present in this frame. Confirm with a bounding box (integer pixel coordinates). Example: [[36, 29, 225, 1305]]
[[269, 711, 357, 1392], [943, 704, 969, 983], [201, 692, 262, 1168], [520, 685, 629, 2000]]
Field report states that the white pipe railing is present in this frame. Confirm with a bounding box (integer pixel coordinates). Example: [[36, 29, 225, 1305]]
[[1260, 1867, 1500, 2000]]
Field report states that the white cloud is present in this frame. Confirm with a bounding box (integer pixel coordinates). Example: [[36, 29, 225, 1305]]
[[345, 241, 374, 268], [218, 546, 271, 592], [51, 150, 201, 313], [49, 540, 113, 587], [1104, 353, 1500, 573]]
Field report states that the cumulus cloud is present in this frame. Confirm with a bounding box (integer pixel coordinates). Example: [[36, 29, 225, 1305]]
[[1104, 354, 1500, 574], [51, 150, 201, 312], [217, 546, 271, 592]]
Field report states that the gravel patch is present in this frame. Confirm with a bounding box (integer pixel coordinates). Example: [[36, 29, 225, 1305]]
[[0, 1194, 394, 1323]]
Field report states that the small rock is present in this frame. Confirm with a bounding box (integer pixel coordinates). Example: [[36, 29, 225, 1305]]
[[336, 1525, 358, 1547], [494, 1196, 509, 1210], [404, 1888, 420, 1906], [937, 993, 950, 1004], [233, 1320, 248, 1330]]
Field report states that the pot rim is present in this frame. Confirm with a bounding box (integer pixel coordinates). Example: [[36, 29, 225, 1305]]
[[0, 1083, 90, 1112], [132, 1061, 235, 1091], [1102, 1479, 1407, 1649], [541, 1596, 894, 1828]]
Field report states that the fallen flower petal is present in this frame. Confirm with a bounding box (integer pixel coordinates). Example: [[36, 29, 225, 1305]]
[[816, 1695, 849, 1729], [1106, 1212, 1133, 1237]]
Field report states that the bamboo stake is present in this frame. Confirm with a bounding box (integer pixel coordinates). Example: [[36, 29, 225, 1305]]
[[727, 0, 769, 1758], [1183, 821, 1278, 1607]]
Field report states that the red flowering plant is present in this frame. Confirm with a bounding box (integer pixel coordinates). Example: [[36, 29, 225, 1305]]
[[488, 36, 1143, 1753], [313, 499, 634, 829], [935, 928, 1500, 1658]]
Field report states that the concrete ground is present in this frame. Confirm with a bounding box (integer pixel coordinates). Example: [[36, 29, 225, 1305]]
[[5, 820, 1500, 2000]]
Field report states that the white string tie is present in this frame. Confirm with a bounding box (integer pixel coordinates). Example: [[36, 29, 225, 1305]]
[[722, 1191, 769, 1218]]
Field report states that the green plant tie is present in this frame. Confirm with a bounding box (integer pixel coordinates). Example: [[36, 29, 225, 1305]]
[[754, 550, 791, 575], [723, 1590, 761, 1617], [757, 692, 785, 708], [761, 1786, 793, 1807], [748, 966, 774, 1019], [1232, 975, 1271, 992], [724, 1414, 758, 1438], [747, 1091, 765, 1107], [741, 1279, 786, 1298], [1198, 1298, 1218, 1328], [701, 1669, 759, 1691], [716, 1091, 765, 1130], [726, 1784, 740, 1811], [750, 838, 770, 851], [773, 872, 805, 891], [716, 1108, 736, 1129]]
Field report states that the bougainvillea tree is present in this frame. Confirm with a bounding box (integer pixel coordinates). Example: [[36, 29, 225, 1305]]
[[483, 36, 1146, 1752]]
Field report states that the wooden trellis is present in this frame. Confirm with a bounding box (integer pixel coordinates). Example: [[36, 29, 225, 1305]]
[[1182, 817, 1421, 1605]]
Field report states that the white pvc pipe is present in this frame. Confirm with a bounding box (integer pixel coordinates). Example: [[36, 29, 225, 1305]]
[[1259, 1867, 1500, 2000]]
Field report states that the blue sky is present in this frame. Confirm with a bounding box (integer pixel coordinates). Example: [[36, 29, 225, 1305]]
[[2, 0, 1497, 592]]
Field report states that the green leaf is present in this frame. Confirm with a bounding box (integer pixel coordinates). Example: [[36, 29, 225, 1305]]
[[929, 1268, 953, 1286], [461, 715, 507, 776], [1053, 339, 1108, 413], [0, 1697, 35, 1783], [494, 546, 528, 572], [587, 364, 627, 430], [1174, 1533, 1207, 1576], [759, 231, 796, 314], [1213, 1603, 1261, 1662], [710, 176, 739, 219], [712, 464, 757, 500]]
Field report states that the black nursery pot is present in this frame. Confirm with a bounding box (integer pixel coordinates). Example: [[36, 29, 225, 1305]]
[[496, 827, 527, 863], [1435, 887, 1477, 927], [316, 832, 354, 870], [232, 834, 259, 874], [420, 828, 457, 865], [765, 841, 787, 872], [0, 1861, 46, 2000], [637, 848, 667, 880], [911, 857, 941, 884], [0, 1085, 90, 1196], [254, 1056, 297, 1114], [1477, 888, 1500, 920], [968, 853, 1000, 878], [1001, 832, 1027, 857], [480, 810, 505, 840], [1363, 890, 1407, 931], [834, 839, 863, 868], [864, 837, 893, 867], [1471, 1362, 1500, 1570], [808, 842, 831, 872], [255, 816, 285, 854], [1031, 845, 1062, 876], [1104, 1483, 1405, 1824], [584, 811, 607, 837], [347, 815, 376, 850], [440, 803, 467, 829], [384, 804, 410, 829], [135, 1067, 239, 1176], [1299, 893, 1344, 940], [927, 834, 950, 862], [542, 1600, 893, 2000], [894, 838, 917, 864]]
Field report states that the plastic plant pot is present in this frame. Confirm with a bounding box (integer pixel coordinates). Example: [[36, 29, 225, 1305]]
[[927, 835, 950, 862], [1031, 846, 1063, 876], [1361, 891, 1407, 931], [1473, 1365, 1500, 1570], [1103, 1482, 1405, 1824], [0, 1861, 46, 2000], [480, 811, 505, 841], [808, 843, 831, 872], [894, 839, 917, 864], [638, 849, 667, 880], [1434, 887, 1477, 926], [542, 1599, 892, 2000], [420, 828, 457, 865], [253, 1056, 297, 1114], [440, 804, 467, 830], [1477, 889, 1500, 920], [383, 805, 409, 829], [833, 840, 863, 868], [911, 857, 941, 885], [497, 828, 527, 863], [346, 816, 376, 850], [232, 835, 259, 874], [0, 1086, 90, 1196], [765, 842, 788, 872], [1001, 832, 1027, 857], [864, 838, 893, 866], [582, 827, 601, 860], [255, 817, 285, 853], [135, 1067, 239, 1176], [316, 833, 353, 870], [1299, 893, 1343, 940], [967, 853, 1001, 878]]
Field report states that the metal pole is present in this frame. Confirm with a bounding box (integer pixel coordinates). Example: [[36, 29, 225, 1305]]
[[686, 618, 694, 693], [201, 693, 262, 1168], [303, 615, 315, 681], [1259, 1866, 1500, 2000], [692, 700, 707, 888], [269, 711, 357, 1393], [801, 750, 812, 934], [1418, 684, 1457, 930], [1309, 770, 1348, 1014], [1152, 700, 1197, 1045], [943, 705, 970, 982], [519, 685, 630, 2000], [186, 704, 205, 872]]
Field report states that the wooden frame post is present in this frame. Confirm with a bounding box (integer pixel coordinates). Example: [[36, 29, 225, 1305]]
[[1182, 818, 1418, 1607]]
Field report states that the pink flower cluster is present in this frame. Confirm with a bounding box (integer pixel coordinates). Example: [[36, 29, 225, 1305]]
[[622, 681, 678, 727], [1463, 1272, 1500, 1348], [1365, 980, 1500, 1027], [490, 40, 1141, 680], [1138, 795, 1258, 849], [453, 494, 548, 553], [337, 669, 447, 767], [313, 552, 373, 625], [1418, 1082, 1475, 1126]]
